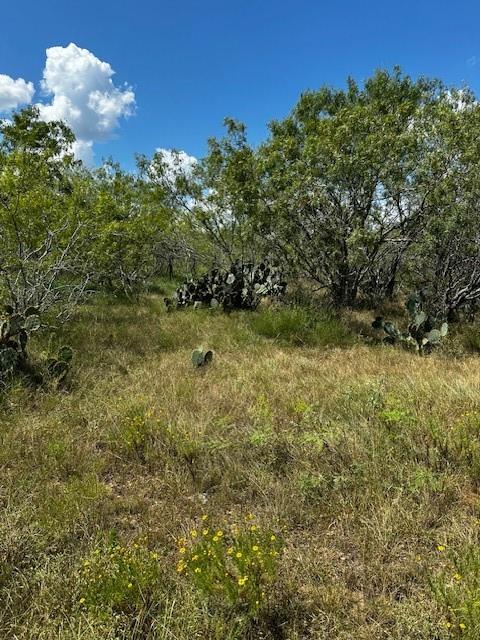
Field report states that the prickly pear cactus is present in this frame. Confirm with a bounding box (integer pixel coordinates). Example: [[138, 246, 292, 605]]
[[191, 347, 213, 368], [0, 302, 74, 387], [171, 261, 287, 311], [0, 304, 41, 380], [47, 345, 74, 382], [372, 292, 448, 354], [0, 348, 19, 375]]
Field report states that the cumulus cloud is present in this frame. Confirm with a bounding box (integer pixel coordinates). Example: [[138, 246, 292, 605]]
[[0, 74, 34, 111], [156, 148, 198, 182], [71, 139, 94, 164], [37, 43, 135, 162]]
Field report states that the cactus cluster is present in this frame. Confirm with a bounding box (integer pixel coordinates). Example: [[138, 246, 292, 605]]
[[0, 304, 73, 384], [0, 305, 41, 377], [372, 291, 448, 353], [167, 261, 287, 311]]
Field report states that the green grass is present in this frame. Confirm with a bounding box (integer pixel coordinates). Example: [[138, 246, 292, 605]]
[[248, 306, 354, 347], [2, 296, 480, 638]]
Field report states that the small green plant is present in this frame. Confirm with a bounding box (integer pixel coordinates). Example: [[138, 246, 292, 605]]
[[249, 426, 274, 447], [378, 407, 413, 427], [109, 408, 155, 462], [372, 291, 448, 353], [298, 472, 325, 502], [430, 542, 480, 637], [76, 535, 161, 615], [176, 514, 283, 616]]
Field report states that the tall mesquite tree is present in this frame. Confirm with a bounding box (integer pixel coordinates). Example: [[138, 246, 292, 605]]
[[257, 69, 445, 306], [87, 161, 175, 296], [0, 107, 91, 317], [410, 90, 480, 318]]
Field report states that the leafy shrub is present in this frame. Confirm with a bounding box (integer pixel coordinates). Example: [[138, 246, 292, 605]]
[[176, 514, 283, 616]]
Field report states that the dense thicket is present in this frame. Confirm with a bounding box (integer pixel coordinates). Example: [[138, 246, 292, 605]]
[[2, 68, 480, 322]]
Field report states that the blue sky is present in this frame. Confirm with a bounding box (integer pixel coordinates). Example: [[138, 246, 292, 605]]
[[1, 0, 479, 168]]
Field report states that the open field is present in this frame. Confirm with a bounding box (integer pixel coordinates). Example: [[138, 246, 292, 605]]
[[2, 294, 480, 639]]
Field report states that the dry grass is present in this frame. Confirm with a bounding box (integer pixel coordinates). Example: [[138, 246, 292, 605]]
[[1, 294, 480, 638]]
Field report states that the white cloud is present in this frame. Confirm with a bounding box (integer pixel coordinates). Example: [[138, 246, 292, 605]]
[[0, 74, 34, 111], [37, 43, 135, 162], [71, 139, 94, 164], [155, 148, 198, 183]]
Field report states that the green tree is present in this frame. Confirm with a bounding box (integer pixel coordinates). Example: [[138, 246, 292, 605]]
[[411, 89, 480, 318], [258, 68, 444, 306], [86, 161, 169, 296], [0, 107, 90, 318], [139, 118, 262, 268]]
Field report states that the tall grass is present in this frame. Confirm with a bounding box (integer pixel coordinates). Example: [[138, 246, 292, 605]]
[[2, 295, 480, 638], [248, 306, 354, 347]]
